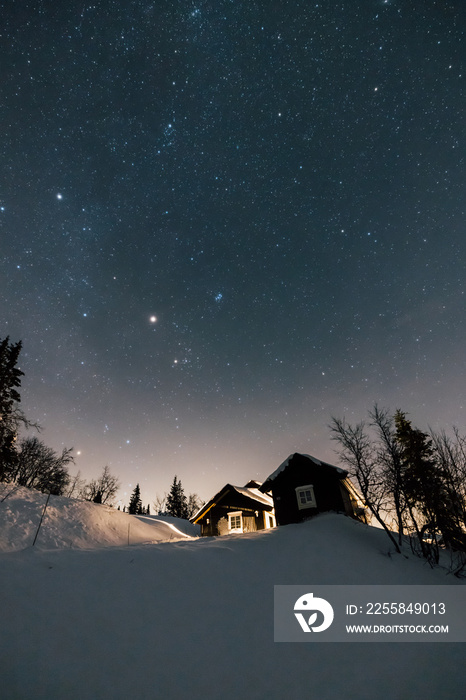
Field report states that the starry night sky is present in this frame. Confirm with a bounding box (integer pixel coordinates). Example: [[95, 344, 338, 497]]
[[2, 1, 465, 506]]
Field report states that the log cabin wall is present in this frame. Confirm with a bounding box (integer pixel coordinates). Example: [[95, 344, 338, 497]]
[[268, 456, 348, 526], [198, 502, 272, 536]]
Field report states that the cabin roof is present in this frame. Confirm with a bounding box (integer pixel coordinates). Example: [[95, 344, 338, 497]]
[[260, 452, 347, 492], [231, 485, 273, 507], [190, 482, 274, 523]]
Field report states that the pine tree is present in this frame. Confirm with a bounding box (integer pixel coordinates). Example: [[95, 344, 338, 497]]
[[128, 483, 142, 515], [166, 476, 188, 518], [0, 337, 25, 481], [394, 410, 458, 557]]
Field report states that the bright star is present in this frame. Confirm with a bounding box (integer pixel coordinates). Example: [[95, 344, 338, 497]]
[[149, 315, 157, 323]]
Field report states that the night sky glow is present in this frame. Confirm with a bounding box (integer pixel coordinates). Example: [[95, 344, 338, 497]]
[[2, 1, 465, 506]]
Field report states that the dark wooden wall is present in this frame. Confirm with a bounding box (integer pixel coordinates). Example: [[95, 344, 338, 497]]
[[198, 494, 273, 536], [270, 457, 349, 526]]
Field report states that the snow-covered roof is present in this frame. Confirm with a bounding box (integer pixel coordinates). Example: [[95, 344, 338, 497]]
[[261, 452, 347, 489], [230, 486, 273, 508], [190, 482, 274, 523]]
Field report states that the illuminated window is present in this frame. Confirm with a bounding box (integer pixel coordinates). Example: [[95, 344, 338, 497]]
[[295, 485, 317, 510], [228, 511, 243, 532]]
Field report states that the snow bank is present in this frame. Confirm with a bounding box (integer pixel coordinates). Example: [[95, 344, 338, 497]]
[[0, 484, 196, 551], [137, 512, 200, 537], [1, 485, 464, 700]]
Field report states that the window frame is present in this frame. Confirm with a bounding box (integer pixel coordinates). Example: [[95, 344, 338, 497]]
[[228, 511, 243, 532], [295, 484, 317, 510]]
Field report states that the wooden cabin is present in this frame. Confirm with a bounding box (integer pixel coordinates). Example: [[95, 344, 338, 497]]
[[259, 453, 368, 526], [191, 480, 276, 536]]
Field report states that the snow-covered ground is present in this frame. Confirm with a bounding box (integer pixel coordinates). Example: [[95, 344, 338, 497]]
[[0, 484, 199, 551], [1, 484, 464, 699]]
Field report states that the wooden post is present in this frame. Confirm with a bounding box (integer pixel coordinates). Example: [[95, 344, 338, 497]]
[[33, 492, 51, 547]]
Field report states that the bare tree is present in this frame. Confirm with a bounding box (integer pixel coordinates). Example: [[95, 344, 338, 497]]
[[153, 492, 167, 515], [82, 465, 120, 505], [330, 416, 401, 554], [187, 493, 204, 519], [369, 405, 405, 544], [12, 436, 73, 495], [430, 428, 466, 538], [429, 427, 466, 575], [64, 471, 86, 499]]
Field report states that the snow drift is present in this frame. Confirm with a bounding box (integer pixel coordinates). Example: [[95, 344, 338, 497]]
[[1, 485, 464, 700], [0, 484, 198, 552]]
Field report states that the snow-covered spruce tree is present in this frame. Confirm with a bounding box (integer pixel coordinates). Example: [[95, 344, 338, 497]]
[[128, 483, 143, 515], [166, 476, 188, 519]]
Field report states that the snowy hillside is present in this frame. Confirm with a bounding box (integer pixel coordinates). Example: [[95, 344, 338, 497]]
[[1, 485, 464, 700], [0, 484, 198, 552]]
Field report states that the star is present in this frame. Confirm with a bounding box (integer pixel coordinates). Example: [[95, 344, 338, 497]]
[[1, 0, 463, 533]]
